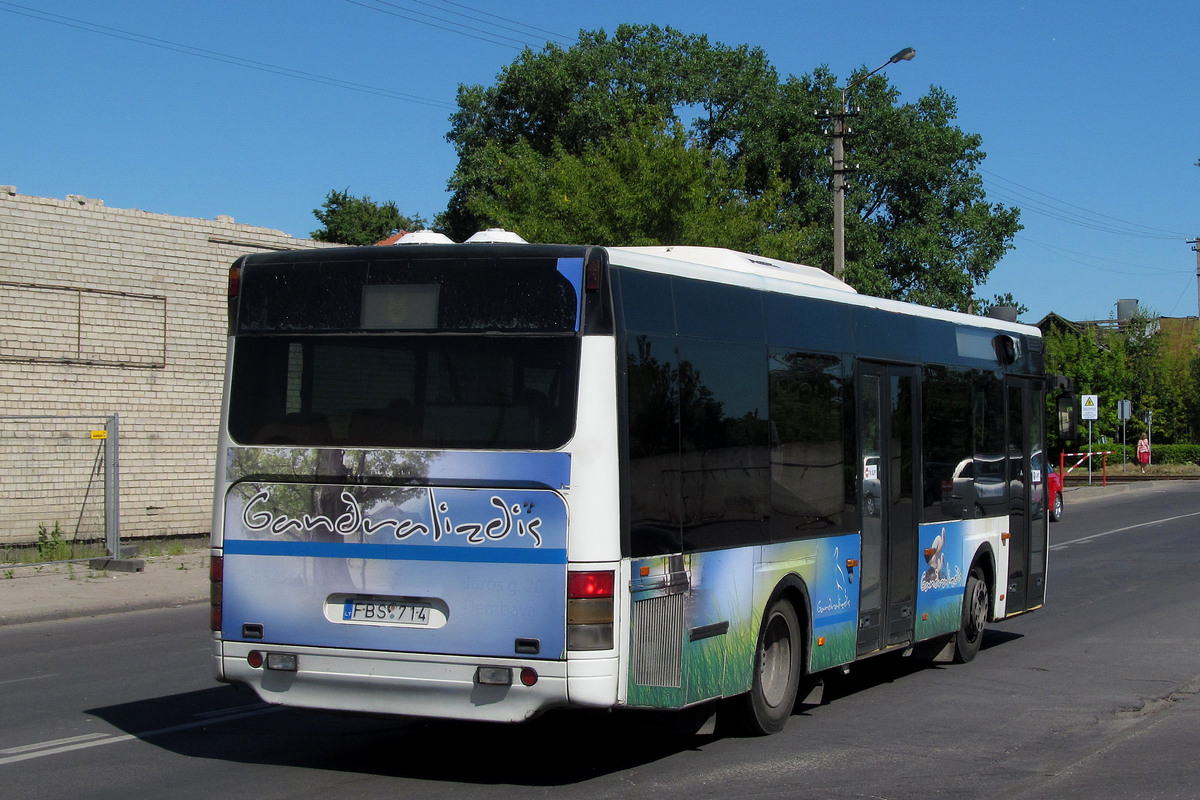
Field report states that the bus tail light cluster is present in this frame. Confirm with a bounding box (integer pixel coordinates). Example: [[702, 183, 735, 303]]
[[210, 555, 223, 632], [567, 570, 614, 651], [227, 262, 243, 332]]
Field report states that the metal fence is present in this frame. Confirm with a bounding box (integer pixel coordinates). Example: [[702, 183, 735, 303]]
[[0, 413, 123, 565]]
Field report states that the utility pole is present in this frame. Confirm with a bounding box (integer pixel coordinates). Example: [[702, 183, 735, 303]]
[[1190, 238, 1200, 322], [828, 108, 853, 280], [819, 48, 915, 279]]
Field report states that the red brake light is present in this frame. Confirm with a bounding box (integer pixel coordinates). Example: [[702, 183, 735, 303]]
[[210, 555, 224, 632], [227, 265, 241, 299], [585, 253, 602, 292], [568, 570, 614, 599]]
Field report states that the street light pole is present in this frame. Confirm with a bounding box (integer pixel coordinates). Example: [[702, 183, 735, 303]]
[[828, 47, 915, 279]]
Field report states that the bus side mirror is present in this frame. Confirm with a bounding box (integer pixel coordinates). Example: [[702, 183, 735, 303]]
[[993, 334, 1020, 366], [1057, 396, 1077, 441]]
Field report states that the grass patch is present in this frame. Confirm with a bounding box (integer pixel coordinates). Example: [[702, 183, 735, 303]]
[[2, 530, 208, 566], [1, 523, 107, 566]]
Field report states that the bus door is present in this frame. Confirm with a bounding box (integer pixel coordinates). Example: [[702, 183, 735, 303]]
[[1004, 377, 1049, 613], [857, 362, 920, 656]]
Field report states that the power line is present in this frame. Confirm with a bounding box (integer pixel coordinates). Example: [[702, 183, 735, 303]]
[[346, 0, 558, 51], [983, 168, 1188, 240], [390, 0, 573, 45], [1015, 235, 1190, 276], [0, 1, 456, 109]]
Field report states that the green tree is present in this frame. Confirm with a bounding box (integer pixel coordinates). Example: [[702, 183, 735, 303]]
[[1043, 323, 1129, 447], [1044, 311, 1200, 448], [461, 119, 786, 249], [1188, 352, 1200, 441], [443, 24, 1020, 310], [312, 189, 426, 246]]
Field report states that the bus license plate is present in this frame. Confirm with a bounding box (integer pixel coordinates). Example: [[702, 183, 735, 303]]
[[343, 600, 431, 625]]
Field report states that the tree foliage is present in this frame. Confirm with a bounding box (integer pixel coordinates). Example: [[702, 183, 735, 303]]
[[1044, 312, 1199, 448], [312, 189, 426, 246], [443, 24, 1021, 310], [461, 119, 786, 250]]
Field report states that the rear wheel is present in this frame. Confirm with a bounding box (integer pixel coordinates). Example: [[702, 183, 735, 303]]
[[953, 567, 988, 663], [1050, 492, 1063, 522], [733, 599, 803, 735]]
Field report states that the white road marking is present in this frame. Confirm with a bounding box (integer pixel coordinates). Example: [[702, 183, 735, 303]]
[[1051, 511, 1200, 551], [0, 673, 61, 687], [0, 704, 283, 767], [1, 732, 110, 755]]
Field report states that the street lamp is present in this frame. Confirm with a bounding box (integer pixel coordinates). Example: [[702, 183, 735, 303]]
[[827, 47, 915, 279]]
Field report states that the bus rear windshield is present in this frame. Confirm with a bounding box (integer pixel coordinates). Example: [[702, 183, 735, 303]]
[[228, 335, 578, 450], [235, 255, 583, 333]]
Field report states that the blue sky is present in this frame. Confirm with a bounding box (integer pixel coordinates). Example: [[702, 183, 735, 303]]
[[3, 1, 1198, 324]]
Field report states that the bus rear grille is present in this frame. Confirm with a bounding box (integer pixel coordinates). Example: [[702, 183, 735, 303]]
[[632, 593, 684, 688]]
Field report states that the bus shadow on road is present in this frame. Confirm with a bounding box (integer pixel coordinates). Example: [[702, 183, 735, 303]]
[[87, 630, 1023, 783], [815, 629, 1024, 704], [86, 687, 712, 784]]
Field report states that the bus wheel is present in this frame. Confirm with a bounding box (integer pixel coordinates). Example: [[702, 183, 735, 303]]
[[953, 567, 988, 663], [736, 599, 802, 735]]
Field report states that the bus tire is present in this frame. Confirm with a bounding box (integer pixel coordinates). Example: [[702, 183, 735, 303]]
[[953, 567, 988, 663], [735, 598, 803, 735]]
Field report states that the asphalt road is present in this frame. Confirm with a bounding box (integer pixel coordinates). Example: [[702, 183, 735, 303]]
[[1, 481, 1198, 799]]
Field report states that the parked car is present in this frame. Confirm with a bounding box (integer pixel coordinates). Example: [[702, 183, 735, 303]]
[[1046, 462, 1063, 522], [862, 455, 881, 517], [941, 455, 1008, 519]]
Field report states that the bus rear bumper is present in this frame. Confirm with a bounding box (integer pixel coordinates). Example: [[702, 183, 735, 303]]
[[217, 640, 615, 723]]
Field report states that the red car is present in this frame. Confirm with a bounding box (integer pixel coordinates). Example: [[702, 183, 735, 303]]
[[1046, 463, 1064, 522]]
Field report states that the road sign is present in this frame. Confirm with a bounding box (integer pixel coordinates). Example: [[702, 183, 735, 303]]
[[1117, 399, 1132, 420], [1081, 394, 1099, 421]]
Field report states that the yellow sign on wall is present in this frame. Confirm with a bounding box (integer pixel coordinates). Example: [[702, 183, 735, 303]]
[[91, 430, 108, 440]]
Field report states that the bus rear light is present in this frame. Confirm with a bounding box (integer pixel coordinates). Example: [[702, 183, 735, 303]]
[[266, 652, 298, 672], [227, 265, 241, 298], [568, 570, 614, 651], [476, 666, 512, 686], [567, 624, 614, 650], [585, 252, 603, 291], [520, 667, 538, 687], [247, 650, 264, 669], [567, 598, 613, 625], [568, 571, 614, 599], [210, 555, 223, 632]]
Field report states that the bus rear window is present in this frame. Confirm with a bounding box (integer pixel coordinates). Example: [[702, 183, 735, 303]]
[[228, 335, 578, 450], [236, 256, 582, 333]]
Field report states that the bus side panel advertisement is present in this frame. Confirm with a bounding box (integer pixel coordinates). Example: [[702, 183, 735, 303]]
[[221, 481, 568, 660], [626, 535, 861, 709], [765, 535, 861, 673], [914, 522, 966, 641]]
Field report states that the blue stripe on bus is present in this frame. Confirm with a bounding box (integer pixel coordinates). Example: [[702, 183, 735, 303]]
[[223, 538, 567, 565]]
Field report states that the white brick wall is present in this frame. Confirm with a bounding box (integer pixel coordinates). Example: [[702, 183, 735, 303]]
[[0, 187, 336, 545]]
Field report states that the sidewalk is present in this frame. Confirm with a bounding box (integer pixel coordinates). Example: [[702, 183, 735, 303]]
[[1061, 477, 1186, 503], [0, 547, 210, 626]]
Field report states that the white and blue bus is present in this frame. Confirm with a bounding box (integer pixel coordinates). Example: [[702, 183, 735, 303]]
[[211, 233, 1051, 734]]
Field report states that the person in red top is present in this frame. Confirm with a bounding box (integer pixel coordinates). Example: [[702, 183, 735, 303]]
[[1137, 434, 1150, 473]]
